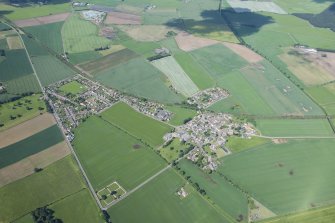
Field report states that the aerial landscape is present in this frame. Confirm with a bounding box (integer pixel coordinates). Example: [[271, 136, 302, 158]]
[[0, 0, 335, 222]]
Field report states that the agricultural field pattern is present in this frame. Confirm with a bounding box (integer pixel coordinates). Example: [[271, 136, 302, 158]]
[[1, 0, 335, 223]]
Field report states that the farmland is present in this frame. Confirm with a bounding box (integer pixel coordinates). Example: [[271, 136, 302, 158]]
[[225, 136, 270, 153], [73, 116, 166, 190], [306, 85, 335, 115], [101, 102, 172, 147], [165, 105, 197, 126]]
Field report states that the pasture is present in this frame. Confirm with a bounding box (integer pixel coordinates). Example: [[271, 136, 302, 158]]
[[306, 85, 335, 115], [255, 119, 334, 137], [178, 159, 248, 221], [226, 136, 270, 153], [165, 105, 197, 126], [62, 13, 111, 53], [94, 58, 184, 104], [151, 56, 199, 97], [174, 52, 214, 90], [159, 138, 190, 163], [220, 139, 335, 214], [0, 156, 84, 223], [101, 102, 172, 147], [59, 80, 87, 95], [0, 125, 64, 168], [108, 169, 230, 223], [0, 94, 46, 130], [73, 116, 166, 190]]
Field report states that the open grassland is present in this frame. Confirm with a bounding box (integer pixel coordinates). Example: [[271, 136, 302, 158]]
[[151, 56, 199, 97], [73, 116, 166, 190], [62, 13, 111, 53], [179, 160, 248, 221], [0, 2, 70, 21], [0, 125, 64, 168], [190, 44, 247, 80], [94, 58, 184, 104], [108, 169, 230, 223], [101, 102, 172, 147], [226, 136, 270, 153], [165, 105, 197, 126], [274, 0, 333, 13], [24, 22, 65, 54], [0, 94, 46, 131], [0, 156, 84, 223], [306, 85, 335, 115], [79, 48, 138, 74], [255, 119, 334, 137], [220, 139, 335, 214], [0, 141, 70, 187], [59, 80, 87, 95]]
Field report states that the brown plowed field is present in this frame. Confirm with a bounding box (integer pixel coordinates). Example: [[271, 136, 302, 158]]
[[14, 12, 70, 27], [223, 42, 263, 63], [175, 31, 219, 52], [105, 11, 141, 25]]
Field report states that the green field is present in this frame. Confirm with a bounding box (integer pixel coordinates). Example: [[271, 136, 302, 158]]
[[0, 94, 46, 130], [165, 105, 197, 126], [159, 138, 190, 163], [255, 119, 334, 137], [0, 156, 84, 223], [178, 159, 248, 221], [225, 136, 270, 153], [108, 169, 230, 223], [24, 22, 64, 54], [3, 74, 41, 96], [59, 80, 87, 95], [73, 116, 166, 190], [119, 38, 160, 57], [94, 58, 184, 104], [0, 125, 64, 168], [219, 139, 335, 214], [306, 85, 335, 115], [174, 52, 214, 90], [101, 102, 172, 147], [68, 51, 102, 65], [62, 13, 111, 53], [273, 0, 333, 13]]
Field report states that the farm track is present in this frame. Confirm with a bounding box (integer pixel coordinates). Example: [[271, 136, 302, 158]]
[[251, 134, 335, 139]]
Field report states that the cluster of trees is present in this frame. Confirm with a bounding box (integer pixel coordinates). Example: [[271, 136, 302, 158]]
[[102, 210, 112, 223], [94, 46, 110, 51], [31, 207, 62, 223], [0, 92, 33, 105], [147, 53, 170, 62]]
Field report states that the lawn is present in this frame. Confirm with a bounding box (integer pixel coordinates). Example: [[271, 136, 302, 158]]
[[94, 58, 184, 104], [59, 80, 87, 95], [166, 105, 197, 126], [225, 136, 270, 153], [101, 102, 172, 147], [0, 156, 84, 223], [255, 119, 334, 137], [73, 116, 166, 190], [219, 139, 335, 214], [108, 169, 230, 223], [178, 159, 248, 222], [0, 94, 46, 130], [0, 125, 64, 168]]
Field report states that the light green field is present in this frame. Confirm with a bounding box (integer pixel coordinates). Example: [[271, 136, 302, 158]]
[[62, 13, 111, 53], [255, 119, 334, 137], [165, 105, 197, 126], [306, 85, 335, 115], [0, 2, 70, 21], [220, 139, 335, 214], [59, 80, 87, 95], [108, 169, 230, 223], [0, 94, 46, 130], [101, 102, 172, 147], [73, 116, 166, 190], [178, 159, 248, 221], [119, 38, 160, 57], [174, 52, 214, 90], [273, 0, 333, 13], [94, 58, 184, 104], [159, 138, 189, 163], [151, 56, 199, 97], [24, 22, 64, 54], [226, 136, 270, 153], [0, 156, 84, 223]]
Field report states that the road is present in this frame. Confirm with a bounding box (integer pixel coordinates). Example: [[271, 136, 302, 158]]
[[251, 134, 335, 139]]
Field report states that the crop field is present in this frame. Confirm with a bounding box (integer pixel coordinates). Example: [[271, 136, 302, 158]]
[[226, 136, 270, 153], [273, 0, 333, 13], [255, 119, 334, 137], [0, 94, 46, 130], [227, 0, 287, 14], [0, 125, 64, 168], [31, 55, 76, 86], [0, 156, 84, 223], [179, 159, 248, 221], [14, 13, 69, 28], [151, 56, 199, 97], [24, 22, 65, 54], [73, 116, 166, 190], [94, 58, 184, 104], [4, 74, 41, 96], [68, 51, 102, 65], [6, 36, 23, 49], [119, 38, 160, 57], [105, 11, 141, 25], [219, 139, 335, 214], [59, 80, 87, 95], [101, 102, 172, 147], [62, 13, 111, 53], [79, 48, 138, 74], [190, 44, 248, 80], [306, 85, 335, 115], [165, 105, 197, 126], [108, 169, 230, 223], [174, 32, 219, 52]]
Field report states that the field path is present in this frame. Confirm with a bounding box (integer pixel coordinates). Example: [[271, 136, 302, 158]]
[[251, 134, 335, 139]]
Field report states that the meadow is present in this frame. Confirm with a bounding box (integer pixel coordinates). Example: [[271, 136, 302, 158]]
[[159, 138, 189, 163], [94, 58, 184, 104], [255, 119, 334, 137], [108, 169, 230, 223], [165, 105, 197, 126], [59, 80, 87, 95], [73, 116, 166, 190], [0, 125, 64, 168], [0, 156, 84, 223], [220, 139, 335, 214], [101, 102, 172, 147], [225, 136, 270, 153], [306, 85, 335, 115]]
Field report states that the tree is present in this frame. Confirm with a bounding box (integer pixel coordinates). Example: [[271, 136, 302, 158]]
[[102, 210, 112, 223], [110, 190, 117, 196], [101, 195, 107, 200], [31, 206, 63, 223]]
